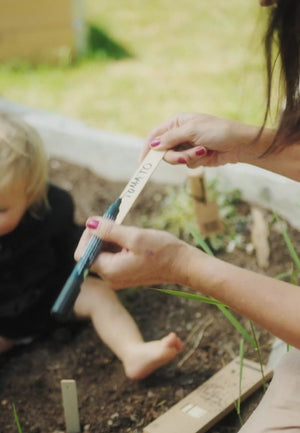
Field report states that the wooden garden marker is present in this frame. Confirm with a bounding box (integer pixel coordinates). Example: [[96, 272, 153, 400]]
[[250, 205, 270, 269], [115, 149, 166, 224], [61, 379, 81, 433], [188, 169, 223, 237], [144, 357, 273, 433]]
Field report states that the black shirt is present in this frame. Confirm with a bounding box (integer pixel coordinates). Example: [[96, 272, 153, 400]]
[[0, 184, 83, 338]]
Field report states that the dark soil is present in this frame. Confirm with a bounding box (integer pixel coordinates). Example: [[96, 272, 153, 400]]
[[1, 158, 298, 433]]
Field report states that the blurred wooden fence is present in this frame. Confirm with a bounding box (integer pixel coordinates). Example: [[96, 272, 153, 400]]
[[0, 0, 86, 63]]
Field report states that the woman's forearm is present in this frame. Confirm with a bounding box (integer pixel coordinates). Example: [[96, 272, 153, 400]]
[[236, 124, 300, 181], [176, 244, 300, 348], [80, 217, 300, 347], [253, 141, 300, 181]]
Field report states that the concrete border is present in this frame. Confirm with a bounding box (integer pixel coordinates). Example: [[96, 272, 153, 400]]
[[1, 97, 300, 230], [0, 98, 187, 185]]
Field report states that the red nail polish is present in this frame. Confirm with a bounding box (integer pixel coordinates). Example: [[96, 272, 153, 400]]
[[206, 149, 214, 156], [178, 157, 186, 164], [195, 147, 206, 156], [150, 138, 161, 147], [86, 219, 99, 229]]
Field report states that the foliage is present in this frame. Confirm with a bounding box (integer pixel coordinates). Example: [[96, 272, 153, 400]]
[[140, 184, 195, 240], [85, 24, 133, 60], [274, 213, 300, 276], [142, 181, 251, 255]]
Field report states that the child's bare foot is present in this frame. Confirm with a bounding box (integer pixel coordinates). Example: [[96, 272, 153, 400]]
[[123, 332, 183, 380], [0, 336, 14, 354]]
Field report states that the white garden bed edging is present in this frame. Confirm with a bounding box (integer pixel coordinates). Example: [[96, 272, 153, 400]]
[[1, 97, 300, 231]]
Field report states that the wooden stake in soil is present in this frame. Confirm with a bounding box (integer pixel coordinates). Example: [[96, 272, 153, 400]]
[[188, 169, 223, 237], [61, 380, 81, 433], [144, 357, 273, 433], [250, 205, 270, 269]]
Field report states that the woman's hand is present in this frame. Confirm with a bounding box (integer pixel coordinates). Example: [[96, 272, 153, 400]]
[[75, 219, 189, 289], [141, 112, 270, 168]]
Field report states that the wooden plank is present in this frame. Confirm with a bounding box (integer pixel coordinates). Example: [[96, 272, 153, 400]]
[[0, 0, 72, 30], [144, 357, 273, 433], [0, 28, 75, 61], [61, 379, 81, 433]]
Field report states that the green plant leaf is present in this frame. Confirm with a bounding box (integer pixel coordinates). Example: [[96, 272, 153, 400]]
[[250, 321, 267, 392], [156, 288, 225, 306], [236, 339, 244, 422], [275, 270, 292, 280], [188, 225, 214, 255], [217, 304, 256, 348], [274, 213, 300, 270], [12, 404, 23, 433], [155, 288, 256, 347]]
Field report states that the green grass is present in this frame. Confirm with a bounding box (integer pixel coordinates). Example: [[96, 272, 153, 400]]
[[0, 0, 270, 137], [13, 404, 23, 433]]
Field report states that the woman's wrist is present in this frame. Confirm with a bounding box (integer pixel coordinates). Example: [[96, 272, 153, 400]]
[[173, 243, 217, 294], [232, 122, 275, 164]]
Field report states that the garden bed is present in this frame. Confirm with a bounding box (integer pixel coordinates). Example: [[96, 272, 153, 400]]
[[1, 158, 298, 433]]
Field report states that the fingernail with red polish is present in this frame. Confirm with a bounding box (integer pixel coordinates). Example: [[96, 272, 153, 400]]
[[178, 157, 186, 164], [86, 218, 99, 229], [195, 147, 206, 156], [150, 138, 161, 147], [206, 149, 215, 156]]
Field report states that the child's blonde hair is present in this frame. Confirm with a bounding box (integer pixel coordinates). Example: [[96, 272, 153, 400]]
[[0, 113, 49, 216]]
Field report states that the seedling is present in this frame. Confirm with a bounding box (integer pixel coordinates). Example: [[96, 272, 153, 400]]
[[12, 404, 23, 433]]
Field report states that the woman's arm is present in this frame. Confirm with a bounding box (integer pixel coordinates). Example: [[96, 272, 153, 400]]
[[183, 245, 300, 349], [75, 220, 300, 349], [252, 140, 300, 181]]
